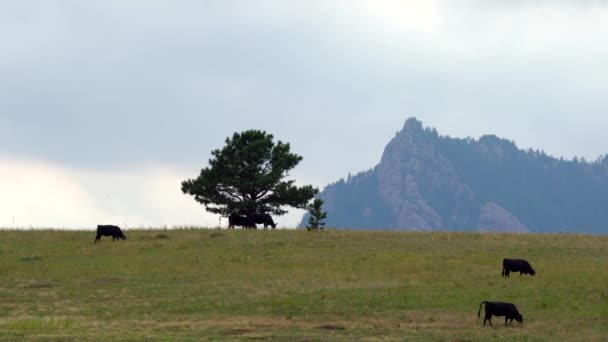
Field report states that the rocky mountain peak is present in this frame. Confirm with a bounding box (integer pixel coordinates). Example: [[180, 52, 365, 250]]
[[302, 118, 608, 233]]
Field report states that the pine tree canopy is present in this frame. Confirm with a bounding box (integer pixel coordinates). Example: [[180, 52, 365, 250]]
[[181, 130, 317, 217]]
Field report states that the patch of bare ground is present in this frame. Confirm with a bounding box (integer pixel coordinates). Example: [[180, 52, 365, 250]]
[[125, 314, 483, 333], [342, 311, 466, 331], [224, 328, 254, 335], [124, 316, 339, 331], [17, 279, 57, 289], [79, 277, 123, 285], [317, 324, 345, 330]]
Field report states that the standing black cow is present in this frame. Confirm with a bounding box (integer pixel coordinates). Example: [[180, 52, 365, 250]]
[[228, 214, 253, 229], [94, 225, 126, 243], [478, 301, 523, 327], [502, 258, 536, 277], [249, 213, 276, 229]]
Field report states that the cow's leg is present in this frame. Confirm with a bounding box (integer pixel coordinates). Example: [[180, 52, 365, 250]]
[[505, 317, 508, 326], [483, 317, 490, 327], [95, 234, 101, 243]]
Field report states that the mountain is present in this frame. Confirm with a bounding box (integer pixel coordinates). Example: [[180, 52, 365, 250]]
[[300, 118, 608, 233]]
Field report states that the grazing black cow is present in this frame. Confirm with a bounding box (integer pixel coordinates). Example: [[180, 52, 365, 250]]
[[94, 225, 126, 243], [249, 213, 276, 229], [502, 258, 536, 277], [478, 301, 523, 327], [228, 214, 253, 229]]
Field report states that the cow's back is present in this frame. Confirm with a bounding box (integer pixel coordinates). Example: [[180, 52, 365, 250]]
[[98, 224, 115, 229], [486, 301, 519, 316], [97, 225, 124, 236], [504, 258, 534, 274], [489, 302, 511, 313], [95, 224, 125, 242], [228, 215, 250, 227], [504, 258, 523, 270]]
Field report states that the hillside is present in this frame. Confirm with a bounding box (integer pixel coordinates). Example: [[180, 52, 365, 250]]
[[301, 118, 608, 233], [0, 229, 606, 341]]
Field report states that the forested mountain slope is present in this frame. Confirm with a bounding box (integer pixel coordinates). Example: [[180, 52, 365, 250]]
[[301, 118, 608, 233]]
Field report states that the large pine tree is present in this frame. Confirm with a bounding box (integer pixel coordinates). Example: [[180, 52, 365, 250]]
[[181, 130, 317, 217]]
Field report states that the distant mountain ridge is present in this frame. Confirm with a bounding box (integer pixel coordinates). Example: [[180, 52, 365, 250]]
[[300, 118, 608, 233]]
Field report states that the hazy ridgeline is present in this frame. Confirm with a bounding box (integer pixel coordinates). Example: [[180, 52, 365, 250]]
[[305, 118, 608, 233], [0, 229, 606, 341]]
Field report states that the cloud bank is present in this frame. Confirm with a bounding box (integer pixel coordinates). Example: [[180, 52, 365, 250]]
[[1, 1, 607, 227]]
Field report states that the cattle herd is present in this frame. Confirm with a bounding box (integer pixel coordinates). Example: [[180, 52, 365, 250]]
[[93, 220, 537, 328], [478, 258, 536, 327], [227, 213, 276, 229]]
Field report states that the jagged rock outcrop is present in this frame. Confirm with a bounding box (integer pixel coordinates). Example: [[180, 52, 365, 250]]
[[375, 118, 477, 230], [300, 118, 608, 233], [478, 202, 527, 232]]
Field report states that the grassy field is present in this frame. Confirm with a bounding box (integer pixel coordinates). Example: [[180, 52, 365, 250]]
[[0, 229, 606, 341]]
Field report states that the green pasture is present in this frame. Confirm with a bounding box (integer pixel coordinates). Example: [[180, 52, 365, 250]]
[[0, 229, 606, 341]]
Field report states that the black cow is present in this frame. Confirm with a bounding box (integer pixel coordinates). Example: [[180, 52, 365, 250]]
[[478, 301, 523, 327], [502, 258, 536, 277], [249, 213, 276, 229], [95, 225, 126, 243], [228, 214, 253, 229]]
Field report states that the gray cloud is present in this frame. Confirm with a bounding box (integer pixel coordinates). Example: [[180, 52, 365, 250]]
[[2, 0, 608, 185]]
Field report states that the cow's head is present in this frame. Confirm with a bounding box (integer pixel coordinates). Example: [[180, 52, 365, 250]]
[[528, 266, 536, 275], [515, 314, 523, 323], [120, 233, 127, 240]]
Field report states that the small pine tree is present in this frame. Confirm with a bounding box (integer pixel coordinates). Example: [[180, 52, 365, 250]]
[[307, 198, 327, 231]]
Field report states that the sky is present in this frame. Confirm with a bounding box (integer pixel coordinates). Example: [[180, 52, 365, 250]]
[[1, 1, 608, 228]]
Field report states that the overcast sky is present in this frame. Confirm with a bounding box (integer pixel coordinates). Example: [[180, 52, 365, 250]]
[[1, 1, 608, 228]]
